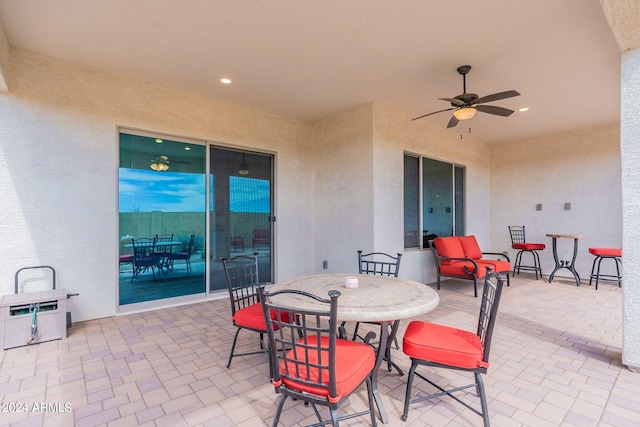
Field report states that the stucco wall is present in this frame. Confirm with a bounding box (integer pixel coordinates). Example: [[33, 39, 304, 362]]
[[311, 105, 375, 274], [373, 104, 492, 284], [0, 50, 313, 322], [490, 124, 621, 281], [621, 47, 640, 370]]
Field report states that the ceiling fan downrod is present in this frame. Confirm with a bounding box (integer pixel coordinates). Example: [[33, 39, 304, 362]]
[[457, 65, 472, 94]]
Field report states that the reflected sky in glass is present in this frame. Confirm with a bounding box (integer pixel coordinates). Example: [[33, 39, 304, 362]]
[[119, 169, 269, 213]]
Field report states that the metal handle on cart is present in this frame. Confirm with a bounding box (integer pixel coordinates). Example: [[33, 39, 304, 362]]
[[15, 266, 56, 294]]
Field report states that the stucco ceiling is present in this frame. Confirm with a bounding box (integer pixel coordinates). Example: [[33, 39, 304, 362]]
[[0, 0, 622, 144]]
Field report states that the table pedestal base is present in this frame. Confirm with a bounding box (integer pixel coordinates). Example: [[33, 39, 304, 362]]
[[547, 234, 582, 287]]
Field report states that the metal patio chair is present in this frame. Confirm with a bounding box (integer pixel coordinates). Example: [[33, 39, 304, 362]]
[[401, 267, 506, 426], [258, 285, 378, 427]]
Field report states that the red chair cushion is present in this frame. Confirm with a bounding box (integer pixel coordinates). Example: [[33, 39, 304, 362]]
[[233, 303, 290, 331], [232, 303, 268, 330], [458, 235, 483, 259], [403, 320, 488, 369], [475, 260, 511, 275], [589, 247, 622, 257], [439, 261, 483, 278], [280, 336, 375, 401], [119, 254, 134, 262], [512, 243, 545, 250], [434, 237, 465, 265]]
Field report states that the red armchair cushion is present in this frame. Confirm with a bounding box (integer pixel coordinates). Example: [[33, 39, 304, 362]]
[[280, 336, 375, 401], [458, 235, 483, 259], [589, 247, 621, 257], [403, 320, 488, 369], [513, 243, 545, 250], [439, 261, 482, 278], [434, 237, 465, 265], [476, 260, 511, 275]]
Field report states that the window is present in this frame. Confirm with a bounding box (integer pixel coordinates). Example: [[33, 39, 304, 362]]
[[404, 154, 465, 249]]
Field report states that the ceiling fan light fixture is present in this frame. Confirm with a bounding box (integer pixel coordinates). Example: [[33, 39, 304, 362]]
[[453, 107, 476, 121], [150, 155, 170, 171]]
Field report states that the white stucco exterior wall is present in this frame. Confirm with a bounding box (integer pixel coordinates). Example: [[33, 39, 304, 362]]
[[490, 124, 622, 280], [620, 47, 640, 370], [0, 50, 314, 322], [600, 0, 640, 371]]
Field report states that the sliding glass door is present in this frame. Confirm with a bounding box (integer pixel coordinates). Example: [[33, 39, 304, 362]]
[[118, 132, 206, 306], [208, 147, 274, 292]]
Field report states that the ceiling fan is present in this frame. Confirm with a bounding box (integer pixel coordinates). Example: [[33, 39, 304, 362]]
[[412, 65, 520, 128]]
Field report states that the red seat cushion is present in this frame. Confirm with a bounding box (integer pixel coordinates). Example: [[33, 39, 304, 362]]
[[512, 243, 545, 250], [403, 320, 488, 369], [232, 303, 268, 330], [280, 336, 375, 401], [439, 261, 483, 278], [476, 260, 511, 275], [434, 237, 465, 265], [232, 303, 289, 330], [119, 254, 134, 262], [589, 247, 622, 257], [458, 235, 483, 260]]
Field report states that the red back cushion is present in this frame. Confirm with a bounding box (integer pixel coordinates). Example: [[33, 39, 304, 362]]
[[434, 237, 465, 265], [458, 235, 483, 260]]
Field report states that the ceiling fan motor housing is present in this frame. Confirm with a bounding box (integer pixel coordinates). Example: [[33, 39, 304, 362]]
[[453, 93, 479, 106]]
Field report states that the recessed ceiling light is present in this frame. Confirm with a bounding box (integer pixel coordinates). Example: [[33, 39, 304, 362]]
[[519, 107, 530, 112], [184, 146, 191, 151], [220, 78, 232, 84], [155, 138, 163, 143]]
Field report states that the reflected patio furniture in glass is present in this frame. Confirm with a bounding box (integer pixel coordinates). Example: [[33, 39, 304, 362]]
[[131, 238, 162, 282]]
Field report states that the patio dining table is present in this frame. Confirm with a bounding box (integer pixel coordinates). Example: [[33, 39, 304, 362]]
[[269, 273, 439, 424]]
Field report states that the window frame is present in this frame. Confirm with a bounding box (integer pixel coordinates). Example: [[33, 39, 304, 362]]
[[403, 152, 466, 250]]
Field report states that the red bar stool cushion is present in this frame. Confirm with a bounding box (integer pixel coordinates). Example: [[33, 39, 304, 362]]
[[512, 242, 545, 250], [589, 247, 621, 257], [403, 320, 487, 369]]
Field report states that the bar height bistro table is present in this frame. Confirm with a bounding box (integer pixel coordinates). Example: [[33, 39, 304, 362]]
[[547, 233, 584, 286], [269, 273, 440, 424]]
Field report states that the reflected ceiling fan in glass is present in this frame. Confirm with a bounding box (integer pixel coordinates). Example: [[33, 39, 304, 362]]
[[150, 155, 170, 171]]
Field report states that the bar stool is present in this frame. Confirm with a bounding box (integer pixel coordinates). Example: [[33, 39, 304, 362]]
[[508, 226, 545, 279], [588, 247, 622, 290]]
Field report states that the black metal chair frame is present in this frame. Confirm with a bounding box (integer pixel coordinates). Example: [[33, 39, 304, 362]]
[[166, 234, 195, 273], [429, 239, 510, 298], [589, 253, 622, 290], [401, 268, 507, 427], [508, 225, 544, 279], [350, 250, 404, 376], [258, 286, 378, 427], [221, 252, 267, 368], [154, 233, 175, 274], [131, 237, 161, 282]]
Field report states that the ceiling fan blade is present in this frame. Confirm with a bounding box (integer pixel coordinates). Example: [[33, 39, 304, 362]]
[[475, 104, 515, 117], [447, 115, 459, 128], [438, 97, 466, 107], [475, 90, 520, 105], [412, 107, 456, 121]]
